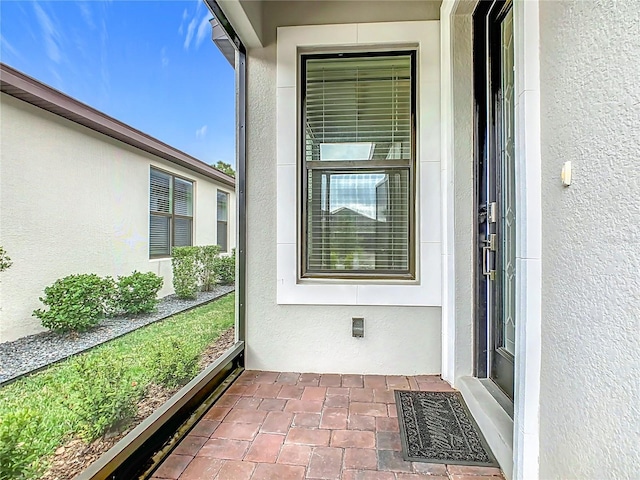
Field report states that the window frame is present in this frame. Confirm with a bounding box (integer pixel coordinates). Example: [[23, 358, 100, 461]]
[[299, 50, 418, 280], [216, 189, 229, 253], [149, 166, 194, 259]]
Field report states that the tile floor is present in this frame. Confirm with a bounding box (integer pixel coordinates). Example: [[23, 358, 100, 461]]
[[151, 371, 505, 480]]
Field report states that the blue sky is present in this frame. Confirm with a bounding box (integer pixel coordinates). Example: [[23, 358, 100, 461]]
[[0, 0, 236, 168]]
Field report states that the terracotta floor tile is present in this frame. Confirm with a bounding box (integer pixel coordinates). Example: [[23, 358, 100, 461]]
[[363, 375, 387, 390], [306, 446, 343, 479], [214, 460, 256, 479], [377, 450, 411, 473], [350, 388, 374, 403], [153, 454, 192, 479], [242, 383, 260, 396], [348, 415, 376, 431], [344, 448, 378, 470], [251, 463, 305, 480], [284, 399, 324, 414], [324, 394, 349, 408], [293, 412, 321, 428], [375, 431, 401, 451], [257, 398, 287, 411], [330, 430, 376, 449], [190, 420, 220, 438], [326, 387, 349, 396], [197, 438, 249, 460], [408, 377, 420, 391], [227, 384, 248, 396], [301, 386, 327, 401], [244, 433, 285, 463], [276, 372, 301, 384], [447, 465, 503, 476], [350, 471, 395, 480], [375, 417, 399, 433], [372, 389, 396, 404], [217, 394, 240, 408], [205, 407, 231, 422], [211, 421, 260, 441], [319, 407, 348, 430], [414, 375, 442, 383], [278, 385, 304, 400], [173, 435, 208, 456], [350, 402, 388, 418], [277, 444, 312, 466], [415, 381, 455, 392], [235, 397, 262, 410], [319, 374, 342, 387], [412, 462, 447, 475], [385, 376, 410, 389], [298, 373, 321, 386], [285, 427, 331, 446], [387, 405, 398, 417], [255, 371, 280, 384], [342, 374, 364, 388], [179, 457, 223, 479], [254, 383, 282, 398], [224, 408, 268, 424], [261, 411, 293, 434], [398, 474, 447, 480]]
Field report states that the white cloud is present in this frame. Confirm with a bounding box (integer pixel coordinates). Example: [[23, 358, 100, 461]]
[[77, 2, 95, 29], [161, 47, 169, 67], [195, 14, 210, 48], [178, 8, 188, 34], [33, 3, 62, 63], [183, 17, 197, 50], [0, 34, 23, 62], [195, 125, 208, 139]]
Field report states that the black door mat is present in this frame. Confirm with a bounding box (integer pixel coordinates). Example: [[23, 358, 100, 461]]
[[395, 390, 499, 467]]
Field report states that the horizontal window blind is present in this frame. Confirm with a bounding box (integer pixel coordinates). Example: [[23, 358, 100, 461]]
[[302, 52, 415, 277], [217, 191, 229, 252], [149, 168, 194, 257]]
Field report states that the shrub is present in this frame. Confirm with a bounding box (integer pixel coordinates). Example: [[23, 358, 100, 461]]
[[0, 408, 42, 480], [144, 337, 199, 389], [116, 271, 163, 314], [66, 354, 141, 441], [33, 274, 116, 333], [198, 245, 221, 292], [214, 249, 236, 285], [0, 247, 11, 272], [171, 246, 199, 299]]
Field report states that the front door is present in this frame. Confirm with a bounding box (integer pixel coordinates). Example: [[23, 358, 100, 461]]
[[474, 0, 516, 400]]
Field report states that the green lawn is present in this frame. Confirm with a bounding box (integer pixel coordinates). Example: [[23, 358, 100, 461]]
[[0, 293, 234, 480]]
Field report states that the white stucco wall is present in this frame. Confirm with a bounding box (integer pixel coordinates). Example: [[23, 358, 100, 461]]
[[537, 1, 640, 477], [245, 2, 443, 375], [0, 93, 236, 342]]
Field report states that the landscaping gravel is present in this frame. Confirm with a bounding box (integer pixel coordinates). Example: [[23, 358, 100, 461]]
[[0, 285, 235, 385]]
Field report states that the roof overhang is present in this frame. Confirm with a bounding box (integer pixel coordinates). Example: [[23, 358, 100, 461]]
[[213, 0, 264, 49], [0, 63, 235, 188]]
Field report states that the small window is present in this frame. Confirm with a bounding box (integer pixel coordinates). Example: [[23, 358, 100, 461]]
[[217, 190, 229, 252], [150, 168, 193, 257], [301, 52, 416, 279]]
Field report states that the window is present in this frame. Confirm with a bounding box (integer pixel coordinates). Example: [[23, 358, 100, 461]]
[[301, 52, 416, 279], [149, 168, 193, 257], [217, 190, 229, 252]]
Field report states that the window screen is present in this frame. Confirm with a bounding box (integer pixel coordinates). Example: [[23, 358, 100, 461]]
[[302, 52, 415, 278]]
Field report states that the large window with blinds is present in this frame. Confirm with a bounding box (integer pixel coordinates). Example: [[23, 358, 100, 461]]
[[301, 51, 416, 279], [217, 190, 229, 252], [149, 167, 194, 257]]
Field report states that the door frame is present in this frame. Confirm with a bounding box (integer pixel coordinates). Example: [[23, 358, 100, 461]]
[[440, 0, 543, 478]]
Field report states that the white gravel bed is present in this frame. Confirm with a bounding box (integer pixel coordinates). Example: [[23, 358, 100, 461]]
[[0, 285, 235, 385]]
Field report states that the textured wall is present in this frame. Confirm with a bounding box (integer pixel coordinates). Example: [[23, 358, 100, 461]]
[[538, 1, 640, 477], [0, 94, 235, 341], [244, 2, 443, 374]]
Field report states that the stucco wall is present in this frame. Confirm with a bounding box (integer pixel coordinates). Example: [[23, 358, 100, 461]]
[[245, 2, 443, 374], [0, 94, 235, 342], [538, 1, 640, 477]]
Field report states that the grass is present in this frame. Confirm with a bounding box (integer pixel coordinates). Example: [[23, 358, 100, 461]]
[[0, 293, 234, 480]]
